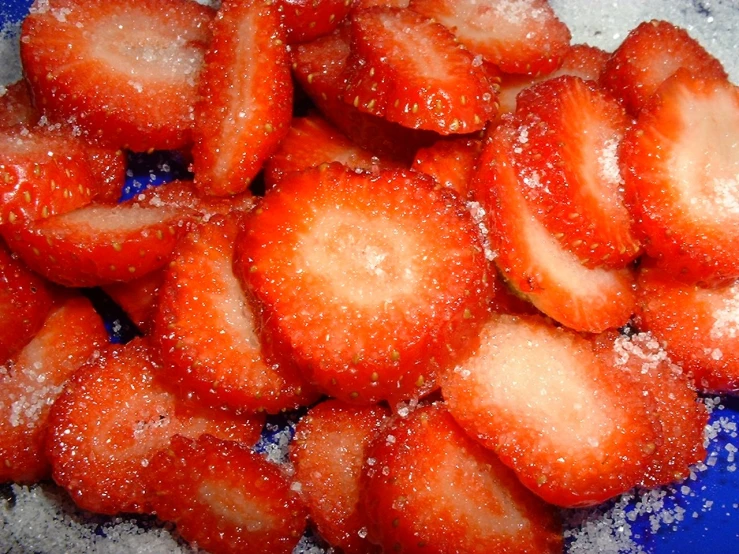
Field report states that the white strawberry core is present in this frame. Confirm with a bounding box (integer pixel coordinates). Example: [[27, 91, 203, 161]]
[[198, 481, 275, 532], [57, 203, 178, 233]]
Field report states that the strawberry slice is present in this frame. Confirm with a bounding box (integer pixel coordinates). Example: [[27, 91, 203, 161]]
[[442, 314, 662, 507], [620, 70, 739, 286], [408, 0, 572, 75], [341, 7, 497, 134], [360, 402, 563, 553], [154, 214, 319, 414], [235, 163, 493, 406], [411, 137, 482, 196], [281, 0, 353, 44], [45, 337, 265, 515], [513, 75, 641, 268], [86, 145, 127, 205], [0, 80, 39, 130], [601, 20, 728, 114], [102, 268, 165, 335], [0, 295, 107, 484], [149, 434, 307, 554], [191, 0, 292, 196], [290, 400, 389, 554], [471, 121, 636, 332], [20, 0, 214, 152]]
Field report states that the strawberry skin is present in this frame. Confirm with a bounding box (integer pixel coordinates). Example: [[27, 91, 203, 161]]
[[281, 0, 354, 44], [411, 137, 482, 197], [102, 268, 165, 335]]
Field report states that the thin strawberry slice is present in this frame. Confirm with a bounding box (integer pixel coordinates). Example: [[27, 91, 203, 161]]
[[601, 20, 728, 115], [620, 70, 739, 286], [21, 0, 213, 152], [472, 121, 636, 332], [154, 215, 319, 414], [360, 402, 563, 553], [149, 434, 307, 554], [513, 75, 641, 268], [102, 268, 165, 335], [235, 163, 493, 406], [192, 0, 292, 196], [341, 7, 496, 134], [281, 0, 353, 44], [0, 296, 107, 484], [442, 314, 662, 507], [45, 337, 264, 515], [411, 137, 482, 196], [0, 80, 39, 130]]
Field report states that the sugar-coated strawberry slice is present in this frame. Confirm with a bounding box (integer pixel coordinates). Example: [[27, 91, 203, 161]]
[[235, 163, 493, 407], [155, 214, 319, 414], [0, 296, 107, 484], [281, 0, 353, 44], [593, 330, 708, 488], [86, 146, 127, 204], [601, 20, 728, 114], [192, 0, 292, 196], [408, 0, 571, 75], [102, 268, 164, 335], [290, 400, 389, 554], [635, 264, 739, 394], [21, 0, 213, 152], [513, 75, 640, 268], [360, 402, 563, 553], [342, 7, 497, 134], [149, 434, 307, 554], [411, 137, 482, 197], [620, 70, 739, 286], [45, 337, 264, 515], [472, 121, 636, 332], [355, 0, 410, 6], [442, 314, 662, 508], [0, 80, 39, 130]]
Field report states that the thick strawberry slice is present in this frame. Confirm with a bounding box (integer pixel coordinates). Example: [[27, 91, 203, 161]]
[[291, 400, 389, 554], [408, 0, 571, 75], [21, 0, 213, 152], [149, 434, 307, 554], [411, 137, 482, 196], [360, 402, 563, 553], [235, 163, 493, 406], [192, 0, 292, 196], [442, 314, 662, 507], [513, 76, 640, 268], [0, 80, 39, 130], [281, 0, 353, 44], [0, 296, 107, 484], [620, 70, 739, 286], [341, 7, 496, 134], [471, 121, 636, 332], [45, 337, 264, 515], [102, 268, 165, 335], [154, 215, 319, 414], [601, 20, 728, 114]]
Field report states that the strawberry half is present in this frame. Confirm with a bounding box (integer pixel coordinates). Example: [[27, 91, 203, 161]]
[[620, 70, 739, 286], [0, 80, 39, 130], [280, 0, 354, 44], [21, 0, 214, 151], [411, 137, 482, 196], [191, 0, 292, 196], [360, 402, 563, 553], [442, 314, 662, 507], [235, 163, 493, 406]]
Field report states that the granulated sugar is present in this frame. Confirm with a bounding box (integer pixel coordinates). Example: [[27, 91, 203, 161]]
[[0, 21, 23, 92]]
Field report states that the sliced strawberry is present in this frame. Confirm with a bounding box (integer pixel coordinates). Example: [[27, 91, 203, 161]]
[[341, 7, 496, 134], [86, 145, 126, 204], [360, 402, 563, 553], [0, 296, 107, 484], [409, 0, 571, 75], [513, 75, 641, 268], [45, 337, 264, 515], [355, 0, 409, 6], [290, 400, 389, 553], [154, 214, 319, 414], [235, 163, 493, 406], [281, 0, 354, 44], [620, 70, 739, 286], [601, 20, 728, 114], [0, 80, 39, 129], [471, 121, 636, 332], [411, 137, 482, 196], [192, 0, 292, 196], [442, 314, 662, 507], [102, 268, 165, 335], [488, 266, 540, 317], [149, 434, 307, 554]]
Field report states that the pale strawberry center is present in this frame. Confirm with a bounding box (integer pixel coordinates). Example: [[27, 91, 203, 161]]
[[56, 203, 178, 233], [198, 481, 275, 532]]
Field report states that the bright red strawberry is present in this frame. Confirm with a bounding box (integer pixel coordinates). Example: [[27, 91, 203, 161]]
[[0, 296, 107, 484], [411, 137, 482, 196], [290, 400, 389, 554], [21, 0, 214, 152], [45, 337, 264, 515], [154, 215, 319, 414], [620, 70, 739, 286], [102, 268, 165, 335], [487, 266, 541, 316], [235, 163, 493, 407], [355, 0, 409, 6], [0, 80, 39, 129], [341, 7, 497, 134], [409, 0, 571, 75], [360, 402, 563, 553], [601, 20, 728, 114], [442, 314, 662, 507], [149, 434, 307, 554], [281, 0, 354, 44], [471, 121, 636, 332], [86, 146, 127, 204], [192, 0, 292, 196]]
